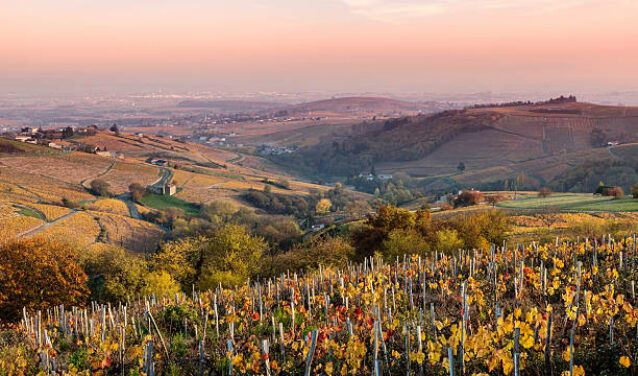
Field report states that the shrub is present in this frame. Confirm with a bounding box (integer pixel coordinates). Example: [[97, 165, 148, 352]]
[[611, 186, 624, 199], [61, 197, 80, 209], [436, 228, 464, 251], [266, 236, 355, 276], [632, 183, 638, 198], [455, 189, 483, 207], [128, 182, 146, 202], [603, 186, 624, 199], [80, 245, 148, 303], [0, 239, 88, 322], [538, 187, 552, 198], [90, 179, 111, 197], [485, 194, 504, 207], [381, 228, 430, 260]]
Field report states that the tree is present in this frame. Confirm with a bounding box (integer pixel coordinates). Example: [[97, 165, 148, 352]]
[[90, 179, 111, 197], [455, 190, 483, 207], [590, 128, 607, 147], [632, 184, 638, 199], [315, 198, 332, 214], [538, 187, 552, 198], [197, 224, 266, 289], [485, 194, 504, 207], [128, 182, 146, 202], [266, 236, 354, 276], [381, 228, 430, 260], [62, 126, 74, 139], [512, 173, 527, 199], [152, 238, 202, 288], [275, 178, 291, 189], [0, 239, 88, 322], [351, 205, 416, 258], [81, 245, 149, 302], [610, 186, 624, 199], [140, 271, 180, 297], [110, 124, 120, 135], [457, 161, 466, 172], [436, 229, 464, 251]]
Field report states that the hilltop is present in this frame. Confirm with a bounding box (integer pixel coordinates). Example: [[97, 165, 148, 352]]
[[279, 96, 424, 115]]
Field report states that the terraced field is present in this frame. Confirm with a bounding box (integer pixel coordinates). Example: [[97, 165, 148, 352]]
[[90, 211, 165, 252], [0, 214, 44, 243], [96, 162, 160, 194], [0, 154, 112, 184], [0, 164, 95, 203], [86, 198, 131, 216], [33, 211, 101, 247], [22, 203, 72, 221]]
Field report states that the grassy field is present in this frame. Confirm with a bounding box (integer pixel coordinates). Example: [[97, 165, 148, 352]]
[[139, 192, 200, 215], [497, 193, 638, 212]]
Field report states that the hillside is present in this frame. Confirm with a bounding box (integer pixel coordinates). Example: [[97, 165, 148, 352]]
[[0, 132, 351, 252], [280, 96, 424, 115], [273, 100, 638, 192]]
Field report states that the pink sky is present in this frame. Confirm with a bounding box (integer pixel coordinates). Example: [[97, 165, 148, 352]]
[[1, 0, 637, 94]]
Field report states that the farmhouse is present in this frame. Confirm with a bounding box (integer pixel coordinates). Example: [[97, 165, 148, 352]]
[[96, 150, 124, 159], [147, 159, 168, 166], [148, 183, 177, 196]]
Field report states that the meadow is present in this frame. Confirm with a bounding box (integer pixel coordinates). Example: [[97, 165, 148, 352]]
[[497, 193, 638, 212], [140, 192, 200, 216], [4, 235, 638, 376]]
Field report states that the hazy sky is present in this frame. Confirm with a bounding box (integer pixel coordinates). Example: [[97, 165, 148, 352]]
[[2, 0, 638, 95]]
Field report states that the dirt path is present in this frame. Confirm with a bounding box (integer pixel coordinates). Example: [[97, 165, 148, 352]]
[[80, 161, 116, 189], [19, 210, 77, 238]]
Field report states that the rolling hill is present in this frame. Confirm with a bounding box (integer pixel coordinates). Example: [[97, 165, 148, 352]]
[[280, 96, 424, 115], [273, 99, 638, 192], [0, 130, 348, 252]]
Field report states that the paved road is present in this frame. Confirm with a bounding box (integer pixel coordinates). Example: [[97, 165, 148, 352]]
[[116, 193, 141, 219], [19, 210, 77, 238], [150, 166, 173, 187]]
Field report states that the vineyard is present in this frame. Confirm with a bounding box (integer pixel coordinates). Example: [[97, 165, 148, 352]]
[[34, 212, 101, 248], [87, 199, 132, 217], [90, 211, 165, 252], [4, 235, 638, 376], [97, 163, 160, 195], [0, 155, 112, 185]]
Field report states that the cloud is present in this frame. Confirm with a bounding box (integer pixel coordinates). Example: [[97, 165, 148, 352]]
[[339, 0, 617, 22]]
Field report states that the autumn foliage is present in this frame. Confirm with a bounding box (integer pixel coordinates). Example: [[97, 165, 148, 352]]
[[0, 238, 88, 322]]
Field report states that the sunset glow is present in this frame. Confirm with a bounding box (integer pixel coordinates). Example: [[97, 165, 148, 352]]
[[2, 0, 637, 93]]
